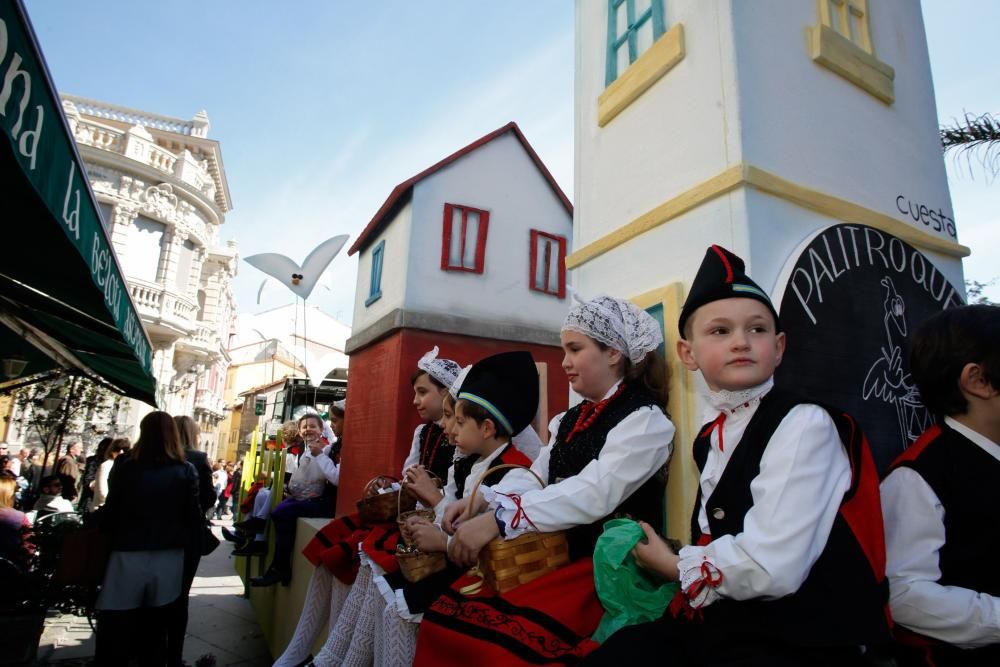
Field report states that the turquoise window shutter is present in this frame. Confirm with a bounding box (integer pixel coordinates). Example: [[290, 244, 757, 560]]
[[366, 239, 385, 306]]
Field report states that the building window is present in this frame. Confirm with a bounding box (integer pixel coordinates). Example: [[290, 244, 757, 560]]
[[810, 0, 894, 104], [365, 239, 385, 306], [818, 0, 871, 53], [441, 203, 489, 274], [122, 215, 166, 283], [606, 0, 665, 86], [529, 231, 566, 298]]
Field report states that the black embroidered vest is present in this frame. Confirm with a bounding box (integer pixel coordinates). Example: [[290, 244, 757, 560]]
[[452, 444, 532, 500], [887, 425, 1000, 664], [691, 387, 890, 649], [549, 384, 669, 558], [452, 454, 479, 501], [320, 438, 341, 513], [418, 423, 454, 484]]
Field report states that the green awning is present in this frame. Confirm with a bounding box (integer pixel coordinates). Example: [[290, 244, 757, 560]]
[[0, 0, 157, 405]]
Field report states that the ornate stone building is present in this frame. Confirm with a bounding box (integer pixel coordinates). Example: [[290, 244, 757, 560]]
[[61, 95, 236, 458]]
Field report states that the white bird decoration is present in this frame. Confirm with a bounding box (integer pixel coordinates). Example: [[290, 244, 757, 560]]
[[244, 235, 349, 300]]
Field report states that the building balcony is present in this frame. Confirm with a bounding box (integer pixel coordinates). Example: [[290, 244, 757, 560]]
[[175, 323, 225, 363], [71, 116, 217, 201], [194, 388, 226, 420], [128, 278, 199, 339]]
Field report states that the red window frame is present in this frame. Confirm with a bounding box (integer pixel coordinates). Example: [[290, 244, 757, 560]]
[[441, 203, 490, 274], [529, 230, 567, 298]]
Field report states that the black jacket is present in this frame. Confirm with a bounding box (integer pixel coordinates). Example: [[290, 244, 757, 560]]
[[103, 456, 201, 552], [185, 449, 217, 513]]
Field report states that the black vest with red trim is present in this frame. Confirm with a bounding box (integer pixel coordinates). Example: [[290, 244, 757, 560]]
[[886, 424, 1000, 665], [691, 386, 891, 649], [549, 383, 669, 558], [417, 422, 454, 484], [452, 444, 532, 500]]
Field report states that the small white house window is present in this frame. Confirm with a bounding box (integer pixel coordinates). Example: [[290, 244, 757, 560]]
[[441, 203, 490, 274]]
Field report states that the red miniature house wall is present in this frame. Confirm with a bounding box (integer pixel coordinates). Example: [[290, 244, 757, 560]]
[[338, 328, 568, 514]]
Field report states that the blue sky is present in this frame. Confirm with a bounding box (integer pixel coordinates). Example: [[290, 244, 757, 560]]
[[24, 0, 998, 323]]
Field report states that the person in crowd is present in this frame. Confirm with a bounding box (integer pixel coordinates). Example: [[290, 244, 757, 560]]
[[319, 400, 345, 515], [56, 441, 83, 501], [0, 475, 32, 568], [211, 461, 228, 520], [271, 347, 462, 667], [20, 448, 41, 488], [9, 446, 25, 477], [174, 417, 216, 517], [29, 475, 74, 520], [78, 437, 113, 512], [0, 455, 12, 475], [90, 439, 130, 510], [94, 410, 201, 666], [409, 296, 673, 665], [249, 413, 341, 587], [372, 352, 538, 666], [586, 246, 889, 665], [228, 461, 243, 517], [880, 304, 1000, 666]]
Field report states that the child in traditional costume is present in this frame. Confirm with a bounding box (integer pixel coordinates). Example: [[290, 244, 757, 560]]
[[271, 347, 460, 667], [373, 352, 539, 666], [881, 305, 1000, 666], [411, 295, 675, 666], [586, 245, 890, 666]]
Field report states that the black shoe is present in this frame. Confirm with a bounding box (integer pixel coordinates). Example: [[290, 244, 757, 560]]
[[250, 566, 290, 587], [221, 527, 243, 543], [232, 540, 267, 557], [235, 517, 264, 532]]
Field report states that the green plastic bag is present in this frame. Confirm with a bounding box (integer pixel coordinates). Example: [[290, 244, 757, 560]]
[[591, 518, 679, 643]]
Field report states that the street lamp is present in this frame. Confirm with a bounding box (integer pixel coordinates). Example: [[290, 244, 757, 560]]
[[1, 356, 28, 379], [42, 388, 64, 412]]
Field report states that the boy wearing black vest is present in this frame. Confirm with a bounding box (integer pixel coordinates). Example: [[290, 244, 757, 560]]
[[588, 246, 889, 666], [881, 305, 1000, 666]]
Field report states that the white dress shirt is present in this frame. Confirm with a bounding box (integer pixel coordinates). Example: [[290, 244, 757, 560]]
[[677, 378, 851, 608], [286, 444, 339, 500], [487, 381, 675, 539], [880, 417, 1000, 648]]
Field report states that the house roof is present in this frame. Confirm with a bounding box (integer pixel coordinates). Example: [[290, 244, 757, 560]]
[[348, 121, 572, 256]]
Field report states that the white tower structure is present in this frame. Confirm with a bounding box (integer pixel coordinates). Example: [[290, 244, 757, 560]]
[[572, 1, 968, 537]]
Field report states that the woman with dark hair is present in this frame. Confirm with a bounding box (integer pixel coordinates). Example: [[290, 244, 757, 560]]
[[95, 411, 201, 666], [77, 436, 113, 512], [91, 438, 129, 510]]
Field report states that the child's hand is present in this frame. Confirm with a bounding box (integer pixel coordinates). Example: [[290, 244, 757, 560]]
[[402, 466, 443, 507], [632, 521, 680, 581], [409, 518, 448, 553], [442, 497, 470, 535], [448, 512, 499, 568]]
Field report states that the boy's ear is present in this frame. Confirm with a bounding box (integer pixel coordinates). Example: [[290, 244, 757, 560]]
[[481, 418, 497, 440], [676, 338, 699, 372], [773, 332, 787, 367], [959, 362, 999, 400]]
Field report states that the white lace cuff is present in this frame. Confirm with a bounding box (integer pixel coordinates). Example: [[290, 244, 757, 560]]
[[677, 546, 724, 609]]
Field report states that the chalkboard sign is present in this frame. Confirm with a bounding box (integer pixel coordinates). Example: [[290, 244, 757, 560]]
[[774, 224, 964, 474]]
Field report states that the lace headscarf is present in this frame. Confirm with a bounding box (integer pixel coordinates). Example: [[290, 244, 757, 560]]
[[417, 346, 461, 389], [449, 365, 472, 399], [562, 294, 663, 364]]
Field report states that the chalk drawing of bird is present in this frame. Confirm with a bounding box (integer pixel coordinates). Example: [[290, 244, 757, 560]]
[[862, 277, 930, 449], [244, 235, 349, 301]]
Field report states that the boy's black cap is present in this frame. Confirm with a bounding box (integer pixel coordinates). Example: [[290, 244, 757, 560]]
[[457, 351, 538, 435], [678, 245, 781, 337]]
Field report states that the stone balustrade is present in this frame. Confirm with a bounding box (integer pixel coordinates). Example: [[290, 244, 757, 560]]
[[195, 388, 226, 417], [128, 279, 199, 336], [73, 117, 216, 198]]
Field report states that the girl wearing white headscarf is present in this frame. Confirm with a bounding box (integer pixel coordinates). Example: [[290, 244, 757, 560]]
[[413, 295, 676, 665]]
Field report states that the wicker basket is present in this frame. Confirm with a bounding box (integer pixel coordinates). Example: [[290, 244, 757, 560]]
[[357, 476, 416, 524], [396, 469, 443, 546], [465, 464, 570, 594], [397, 547, 447, 582]]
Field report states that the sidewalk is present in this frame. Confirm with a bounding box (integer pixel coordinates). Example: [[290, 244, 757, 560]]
[[36, 519, 271, 666]]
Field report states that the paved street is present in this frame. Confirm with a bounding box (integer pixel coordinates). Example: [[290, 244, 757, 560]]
[[36, 520, 271, 666]]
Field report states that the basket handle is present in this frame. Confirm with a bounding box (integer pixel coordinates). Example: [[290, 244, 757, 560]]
[[399, 468, 443, 513], [463, 463, 544, 523], [363, 475, 399, 498]]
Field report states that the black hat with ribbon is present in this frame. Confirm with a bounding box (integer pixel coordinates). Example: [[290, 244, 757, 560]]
[[457, 351, 538, 436], [678, 245, 781, 337]]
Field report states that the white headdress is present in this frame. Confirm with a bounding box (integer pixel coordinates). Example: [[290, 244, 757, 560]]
[[449, 365, 472, 398], [417, 346, 461, 389], [562, 294, 663, 364], [332, 399, 346, 411]]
